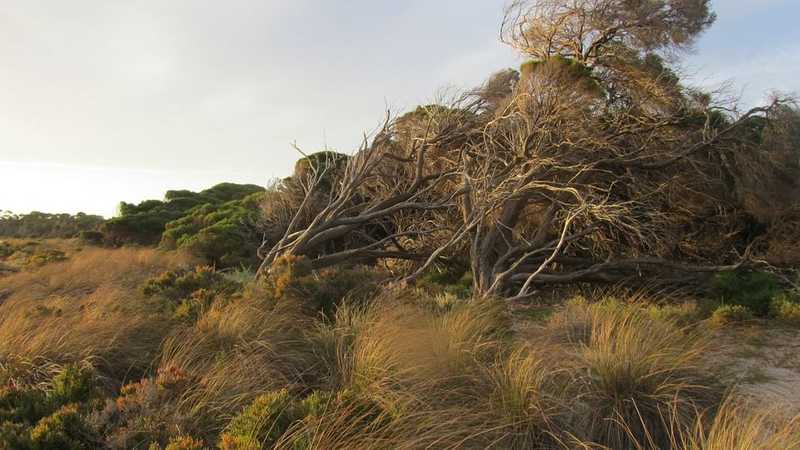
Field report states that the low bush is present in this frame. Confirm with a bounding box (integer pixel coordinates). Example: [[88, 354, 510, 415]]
[[47, 364, 97, 409], [0, 421, 32, 450], [769, 293, 800, 325], [0, 387, 49, 424], [161, 192, 264, 269], [710, 271, 782, 315], [266, 255, 381, 317], [710, 304, 755, 326], [416, 266, 473, 299], [218, 389, 296, 450], [149, 436, 207, 450], [29, 404, 94, 450], [142, 266, 239, 320]]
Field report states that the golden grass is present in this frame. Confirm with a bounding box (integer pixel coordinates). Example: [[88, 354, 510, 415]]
[[0, 247, 193, 383], [3, 255, 798, 449], [677, 398, 800, 450]]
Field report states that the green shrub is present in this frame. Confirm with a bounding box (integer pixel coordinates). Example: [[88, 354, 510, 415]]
[[646, 302, 701, 325], [416, 266, 473, 300], [710, 271, 782, 315], [264, 255, 381, 316], [47, 365, 96, 408], [29, 404, 93, 450], [769, 293, 800, 325], [218, 389, 296, 450], [710, 305, 755, 326], [161, 192, 264, 269], [0, 386, 49, 424], [0, 421, 32, 450], [105, 183, 264, 246], [142, 265, 233, 300], [142, 266, 238, 319]]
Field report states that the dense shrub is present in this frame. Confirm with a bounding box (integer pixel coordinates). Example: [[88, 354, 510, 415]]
[[0, 421, 31, 450], [266, 255, 381, 316], [0, 242, 13, 259], [28, 404, 94, 450], [104, 183, 264, 246], [710, 271, 782, 315], [47, 365, 96, 408], [218, 389, 295, 450], [0, 387, 49, 424], [416, 266, 474, 299], [149, 436, 206, 450], [160, 192, 264, 269], [0, 241, 68, 269], [142, 266, 239, 319], [97, 367, 193, 449]]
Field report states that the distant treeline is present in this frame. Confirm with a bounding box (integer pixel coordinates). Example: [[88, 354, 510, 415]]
[[1, 182, 267, 269], [0, 211, 104, 239]]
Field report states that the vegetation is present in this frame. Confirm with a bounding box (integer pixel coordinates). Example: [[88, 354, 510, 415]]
[[2, 1, 800, 448], [103, 183, 264, 246], [0, 211, 104, 239], [160, 191, 264, 269]]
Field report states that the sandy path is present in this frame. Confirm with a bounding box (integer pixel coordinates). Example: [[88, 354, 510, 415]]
[[711, 325, 800, 416]]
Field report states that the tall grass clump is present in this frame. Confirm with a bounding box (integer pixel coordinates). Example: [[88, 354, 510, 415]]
[[540, 298, 718, 449]]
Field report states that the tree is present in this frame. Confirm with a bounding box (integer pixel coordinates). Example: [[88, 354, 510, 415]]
[[501, 0, 715, 64], [257, 1, 798, 300]]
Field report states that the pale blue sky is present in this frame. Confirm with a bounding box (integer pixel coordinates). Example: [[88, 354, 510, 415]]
[[1, 0, 797, 217]]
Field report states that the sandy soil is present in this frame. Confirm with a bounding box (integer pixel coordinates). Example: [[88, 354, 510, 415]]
[[711, 325, 800, 417]]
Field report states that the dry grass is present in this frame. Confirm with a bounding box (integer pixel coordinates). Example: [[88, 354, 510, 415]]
[[0, 247, 194, 384], [269, 294, 729, 449], [677, 398, 800, 450], [3, 255, 798, 449]]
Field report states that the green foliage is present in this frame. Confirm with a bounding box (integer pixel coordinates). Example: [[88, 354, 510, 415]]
[[47, 365, 96, 408], [0, 242, 12, 259], [710, 305, 754, 326], [104, 183, 264, 246], [28, 404, 93, 450], [0, 212, 104, 239], [0, 365, 95, 428], [161, 192, 264, 268], [292, 151, 349, 188], [0, 387, 49, 424], [218, 389, 295, 450], [417, 267, 473, 299], [0, 421, 32, 450], [646, 302, 702, 326], [710, 271, 782, 315]]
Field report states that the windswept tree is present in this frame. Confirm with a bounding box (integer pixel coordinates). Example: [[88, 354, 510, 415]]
[[257, 1, 798, 299], [501, 0, 716, 64]]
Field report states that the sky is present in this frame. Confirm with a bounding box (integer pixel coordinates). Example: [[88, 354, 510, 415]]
[[1, 0, 798, 218]]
